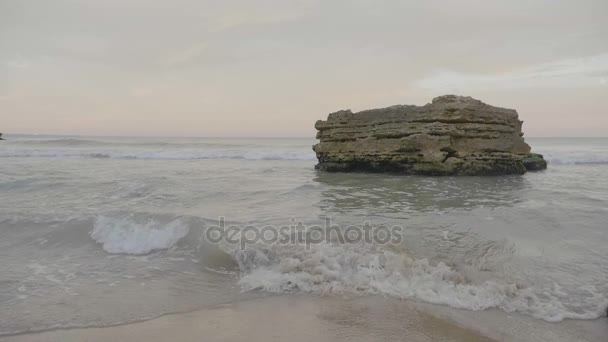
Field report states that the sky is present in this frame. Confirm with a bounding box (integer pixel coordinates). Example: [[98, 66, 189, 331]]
[[1, 0, 607, 137]]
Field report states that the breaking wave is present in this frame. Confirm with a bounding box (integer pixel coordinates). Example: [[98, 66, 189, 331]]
[[90, 215, 190, 254], [84, 213, 608, 322], [542, 152, 608, 165], [4, 149, 608, 164], [3, 137, 607, 164], [234, 243, 608, 322], [0, 149, 316, 160], [14, 138, 104, 146], [8, 138, 268, 149]]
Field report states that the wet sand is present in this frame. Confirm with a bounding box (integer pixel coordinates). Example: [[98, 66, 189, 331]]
[[1, 295, 494, 342]]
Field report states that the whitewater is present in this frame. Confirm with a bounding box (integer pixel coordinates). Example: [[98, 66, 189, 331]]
[[1, 135, 607, 339]]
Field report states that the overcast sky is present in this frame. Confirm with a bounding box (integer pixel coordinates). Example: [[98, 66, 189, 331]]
[[1, 0, 607, 137]]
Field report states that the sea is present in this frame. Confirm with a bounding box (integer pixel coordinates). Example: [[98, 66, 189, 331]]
[[1, 135, 607, 339]]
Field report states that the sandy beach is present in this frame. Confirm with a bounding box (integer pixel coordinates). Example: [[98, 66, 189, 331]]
[[3, 293, 607, 342], [2, 295, 495, 342]]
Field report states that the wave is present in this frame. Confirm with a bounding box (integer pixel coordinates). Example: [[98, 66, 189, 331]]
[[7, 138, 313, 149], [10, 211, 604, 324], [0, 149, 316, 161], [235, 244, 607, 322], [79, 213, 608, 322], [3, 147, 608, 164], [542, 152, 608, 165], [90, 215, 190, 255], [10, 138, 226, 148], [17, 138, 106, 146]]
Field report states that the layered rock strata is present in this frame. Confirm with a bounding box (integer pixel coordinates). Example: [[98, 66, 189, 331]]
[[313, 95, 547, 175]]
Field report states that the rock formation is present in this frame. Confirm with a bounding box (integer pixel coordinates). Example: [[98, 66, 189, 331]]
[[313, 95, 547, 175]]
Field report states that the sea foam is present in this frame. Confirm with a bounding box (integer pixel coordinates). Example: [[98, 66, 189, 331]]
[[0, 149, 316, 160], [90, 216, 190, 255], [236, 243, 608, 322], [542, 151, 608, 165], [3, 148, 608, 164]]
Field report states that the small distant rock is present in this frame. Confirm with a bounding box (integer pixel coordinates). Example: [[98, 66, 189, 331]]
[[313, 95, 547, 176]]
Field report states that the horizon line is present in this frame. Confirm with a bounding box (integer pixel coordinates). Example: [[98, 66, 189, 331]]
[[2, 133, 608, 139]]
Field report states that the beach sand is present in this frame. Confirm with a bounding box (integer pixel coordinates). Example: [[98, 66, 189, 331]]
[[2, 295, 495, 342]]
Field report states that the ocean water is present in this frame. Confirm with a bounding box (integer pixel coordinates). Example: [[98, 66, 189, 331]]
[[1, 135, 607, 336]]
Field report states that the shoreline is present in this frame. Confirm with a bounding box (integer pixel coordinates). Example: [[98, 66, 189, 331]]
[[1, 295, 495, 342], [4, 294, 606, 342]]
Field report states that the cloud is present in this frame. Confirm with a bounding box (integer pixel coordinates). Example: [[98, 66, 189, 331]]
[[162, 44, 207, 67], [415, 53, 608, 91], [207, 11, 303, 32], [2, 60, 30, 69], [2, 0, 607, 136], [204, 0, 319, 32]]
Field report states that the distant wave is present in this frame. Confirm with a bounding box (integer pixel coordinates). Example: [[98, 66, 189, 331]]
[[542, 152, 608, 165], [3, 144, 608, 164], [14, 138, 104, 146], [4, 149, 608, 164], [8, 138, 262, 149], [0, 149, 317, 161]]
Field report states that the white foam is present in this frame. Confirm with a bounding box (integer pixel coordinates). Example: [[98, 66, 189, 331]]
[[3, 148, 608, 164], [541, 151, 608, 165], [0, 149, 316, 160], [236, 244, 607, 322], [90, 216, 190, 255]]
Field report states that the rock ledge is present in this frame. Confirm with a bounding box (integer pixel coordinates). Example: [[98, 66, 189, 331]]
[[313, 95, 547, 175]]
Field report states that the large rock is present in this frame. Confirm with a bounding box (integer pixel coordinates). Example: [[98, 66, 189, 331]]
[[313, 95, 547, 175]]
